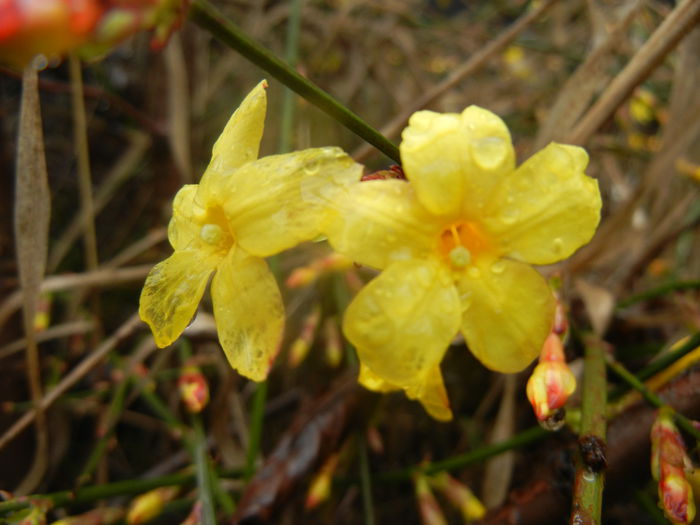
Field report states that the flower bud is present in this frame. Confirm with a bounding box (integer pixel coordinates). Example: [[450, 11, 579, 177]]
[[288, 306, 321, 368], [414, 473, 447, 525], [305, 453, 341, 510], [429, 472, 485, 522], [126, 487, 178, 524], [526, 333, 576, 424], [178, 364, 209, 413], [651, 409, 696, 524]]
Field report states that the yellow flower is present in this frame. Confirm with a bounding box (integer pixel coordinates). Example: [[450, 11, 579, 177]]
[[139, 81, 361, 381], [326, 106, 601, 420]]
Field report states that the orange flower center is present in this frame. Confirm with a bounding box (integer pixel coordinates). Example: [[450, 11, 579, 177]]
[[438, 222, 491, 269]]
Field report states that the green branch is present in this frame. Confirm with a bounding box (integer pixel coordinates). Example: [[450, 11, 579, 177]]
[[189, 0, 400, 163]]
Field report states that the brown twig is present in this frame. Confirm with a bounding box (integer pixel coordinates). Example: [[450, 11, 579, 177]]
[[566, 0, 700, 146], [0, 313, 142, 452], [351, 0, 560, 163]]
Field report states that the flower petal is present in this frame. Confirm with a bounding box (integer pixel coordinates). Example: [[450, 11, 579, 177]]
[[481, 143, 602, 265], [168, 184, 204, 251], [197, 80, 268, 204], [211, 248, 284, 381], [226, 147, 363, 257], [359, 362, 453, 421], [400, 106, 515, 218], [139, 250, 215, 348], [325, 179, 438, 269], [344, 259, 460, 388], [458, 258, 554, 373]]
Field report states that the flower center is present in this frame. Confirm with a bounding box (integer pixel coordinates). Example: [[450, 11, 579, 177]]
[[439, 222, 490, 269], [198, 205, 234, 252]]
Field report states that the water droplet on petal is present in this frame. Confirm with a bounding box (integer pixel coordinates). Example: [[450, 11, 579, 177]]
[[471, 136, 508, 170], [304, 160, 320, 175], [467, 267, 481, 278], [500, 207, 520, 225], [552, 237, 564, 255], [490, 260, 506, 275]]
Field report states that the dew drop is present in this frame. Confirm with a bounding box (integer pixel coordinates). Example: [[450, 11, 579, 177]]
[[467, 267, 481, 278], [500, 207, 520, 225], [304, 160, 320, 175], [552, 237, 564, 254], [32, 54, 49, 71], [490, 260, 506, 275], [471, 136, 507, 170]]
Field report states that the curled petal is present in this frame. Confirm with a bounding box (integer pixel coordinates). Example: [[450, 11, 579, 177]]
[[211, 248, 284, 381], [482, 143, 601, 265], [359, 363, 453, 421], [168, 184, 204, 251], [344, 259, 460, 388], [197, 80, 267, 204], [458, 258, 554, 373], [400, 106, 515, 218], [139, 250, 215, 348], [226, 147, 363, 257], [325, 179, 438, 269]]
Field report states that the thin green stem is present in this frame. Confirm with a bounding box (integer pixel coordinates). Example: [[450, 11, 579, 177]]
[[78, 375, 132, 485], [192, 416, 217, 525], [245, 380, 268, 482], [189, 0, 400, 162], [69, 55, 99, 272], [570, 338, 607, 525], [376, 425, 548, 482], [279, 0, 303, 153], [358, 437, 375, 525], [605, 356, 700, 442], [618, 280, 700, 308], [636, 332, 700, 382]]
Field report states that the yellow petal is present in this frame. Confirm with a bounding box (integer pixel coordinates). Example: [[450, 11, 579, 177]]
[[139, 251, 215, 348], [358, 362, 399, 393], [210, 248, 284, 381], [405, 366, 453, 421], [343, 259, 460, 388], [167, 184, 204, 251], [458, 258, 554, 373], [400, 106, 515, 218], [325, 179, 438, 269], [197, 80, 268, 204], [226, 147, 363, 257], [359, 362, 453, 421], [482, 143, 601, 265]]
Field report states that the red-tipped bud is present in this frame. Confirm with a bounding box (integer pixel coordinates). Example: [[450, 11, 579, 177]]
[[414, 474, 447, 525], [288, 306, 321, 368], [178, 364, 209, 414], [305, 453, 341, 510], [429, 472, 486, 522], [651, 409, 696, 524], [286, 253, 352, 288], [526, 333, 576, 423], [126, 487, 178, 525], [323, 317, 343, 368]]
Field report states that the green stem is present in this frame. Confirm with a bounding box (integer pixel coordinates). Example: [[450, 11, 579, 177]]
[[278, 0, 303, 153], [605, 356, 700, 442], [0, 470, 239, 515], [189, 0, 400, 162], [376, 425, 548, 482], [635, 332, 700, 382], [618, 280, 700, 308], [78, 375, 131, 485], [570, 339, 607, 525], [358, 437, 375, 525], [244, 380, 268, 482], [192, 416, 217, 525]]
